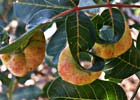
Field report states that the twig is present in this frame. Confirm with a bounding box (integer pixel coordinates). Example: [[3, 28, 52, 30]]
[[130, 81, 140, 100], [79, 4, 140, 10]]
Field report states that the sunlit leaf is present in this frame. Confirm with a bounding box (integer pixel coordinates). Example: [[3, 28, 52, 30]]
[[47, 77, 127, 100]]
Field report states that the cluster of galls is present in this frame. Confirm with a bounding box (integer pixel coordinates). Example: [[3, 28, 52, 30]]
[[0, 30, 46, 77], [0, 22, 132, 86]]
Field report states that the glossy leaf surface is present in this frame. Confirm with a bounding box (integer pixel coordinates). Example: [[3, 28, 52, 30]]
[[47, 24, 66, 56], [13, 0, 79, 28], [66, 12, 104, 72], [47, 77, 127, 100], [93, 8, 125, 44], [104, 45, 140, 79]]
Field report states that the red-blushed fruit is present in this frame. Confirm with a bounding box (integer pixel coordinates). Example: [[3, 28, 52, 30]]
[[93, 22, 132, 59], [7, 53, 27, 77], [0, 30, 46, 77], [0, 54, 10, 64], [24, 40, 46, 72], [58, 47, 102, 85]]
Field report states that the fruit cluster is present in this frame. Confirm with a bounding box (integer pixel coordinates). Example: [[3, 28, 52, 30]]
[[0, 30, 46, 77]]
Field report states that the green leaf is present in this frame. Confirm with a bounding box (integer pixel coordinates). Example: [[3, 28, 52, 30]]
[[0, 24, 46, 54], [80, 52, 105, 71], [122, 0, 139, 3], [104, 45, 140, 79], [136, 71, 140, 79], [0, 73, 11, 86], [0, 4, 3, 15], [0, 59, 2, 65], [47, 24, 66, 56], [100, 28, 114, 41], [66, 12, 103, 72], [137, 32, 140, 50], [0, 26, 9, 48], [78, 0, 99, 13], [12, 86, 42, 100], [26, 9, 56, 29], [47, 77, 127, 100], [105, 74, 123, 83], [94, 8, 125, 43], [93, 0, 114, 4], [16, 73, 32, 84], [13, 0, 79, 28], [0, 93, 8, 100], [46, 24, 67, 64], [130, 24, 140, 30], [44, 0, 79, 6], [42, 81, 52, 98], [91, 15, 104, 31], [66, 12, 96, 51], [9, 79, 15, 100]]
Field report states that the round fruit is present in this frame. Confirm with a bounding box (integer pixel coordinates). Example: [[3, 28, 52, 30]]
[[58, 47, 102, 85], [93, 22, 132, 59], [4, 53, 27, 77], [24, 40, 45, 72], [0, 30, 46, 77]]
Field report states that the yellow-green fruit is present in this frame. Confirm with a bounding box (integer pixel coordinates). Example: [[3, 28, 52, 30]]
[[58, 47, 102, 85], [93, 22, 132, 59], [0, 30, 46, 77]]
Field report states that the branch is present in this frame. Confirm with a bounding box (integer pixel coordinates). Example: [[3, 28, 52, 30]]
[[40, 3, 140, 27], [79, 4, 140, 10]]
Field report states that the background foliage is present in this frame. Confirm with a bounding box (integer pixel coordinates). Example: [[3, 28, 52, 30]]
[[0, 0, 140, 100]]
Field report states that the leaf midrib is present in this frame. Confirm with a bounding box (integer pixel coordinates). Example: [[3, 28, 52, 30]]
[[118, 57, 140, 69], [14, 2, 71, 9]]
